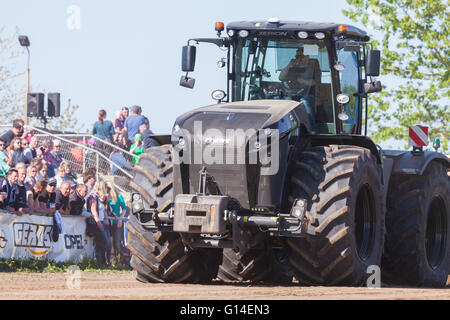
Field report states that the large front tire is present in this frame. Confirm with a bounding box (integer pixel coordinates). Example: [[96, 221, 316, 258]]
[[127, 145, 221, 283], [287, 145, 385, 286]]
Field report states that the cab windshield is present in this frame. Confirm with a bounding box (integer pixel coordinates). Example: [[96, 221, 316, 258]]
[[234, 38, 335, 134]]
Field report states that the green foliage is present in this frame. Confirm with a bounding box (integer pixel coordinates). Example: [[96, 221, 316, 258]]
[[343, 0, 449, 151], [0, 258, 131, 273]]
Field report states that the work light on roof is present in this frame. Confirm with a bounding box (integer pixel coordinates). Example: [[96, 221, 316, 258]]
[[315, 32, 325, 39], [297, 31, 308, 39], [267, 17, 280, 24], [238, 30, 249, 38], [227, 29, 235, 37]]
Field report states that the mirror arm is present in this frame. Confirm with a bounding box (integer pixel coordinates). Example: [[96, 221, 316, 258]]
[[188, 38, 230, 48]]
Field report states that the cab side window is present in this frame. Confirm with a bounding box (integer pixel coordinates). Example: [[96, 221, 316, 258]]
[[337, 49, 360, 133]]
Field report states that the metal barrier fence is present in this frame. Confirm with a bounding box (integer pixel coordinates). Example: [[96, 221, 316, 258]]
[[0, 125, 135, 199]]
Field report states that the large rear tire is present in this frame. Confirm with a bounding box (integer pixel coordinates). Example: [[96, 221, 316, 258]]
[[286, 145, 385, 286], [382, 161, 450, 287], [127, 145, 221, 283]]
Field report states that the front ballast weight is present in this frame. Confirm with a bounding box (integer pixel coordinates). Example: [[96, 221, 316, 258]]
[[156, 195, 309, 243], [131, 167, 311, 250], [131, 196, 310, 243]]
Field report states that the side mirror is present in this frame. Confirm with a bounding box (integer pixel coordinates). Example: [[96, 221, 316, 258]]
[[180, 75, 195, 89], [364, 80, 382, 94], [366, 50, 380, 76], [182, 45, 196, 72]]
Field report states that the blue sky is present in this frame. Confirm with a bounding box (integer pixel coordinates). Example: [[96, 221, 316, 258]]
[[2, 0, 387, 136]]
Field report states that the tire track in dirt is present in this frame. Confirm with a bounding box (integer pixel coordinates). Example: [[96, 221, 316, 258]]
[[0, 273, 448, 300]]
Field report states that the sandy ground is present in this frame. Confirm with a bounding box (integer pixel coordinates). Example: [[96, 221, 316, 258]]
[[0, 272, 448, 300]]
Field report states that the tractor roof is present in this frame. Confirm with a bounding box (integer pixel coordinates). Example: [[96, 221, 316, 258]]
[[227, 19, 368, 40]]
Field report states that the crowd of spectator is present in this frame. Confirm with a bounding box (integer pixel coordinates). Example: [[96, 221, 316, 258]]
[[0, 119, 129, 266], [92, 105, 159, 168]]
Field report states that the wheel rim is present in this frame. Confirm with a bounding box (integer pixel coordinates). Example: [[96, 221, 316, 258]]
[[355, 184, 375, 261], [426, 196, 447, 269]]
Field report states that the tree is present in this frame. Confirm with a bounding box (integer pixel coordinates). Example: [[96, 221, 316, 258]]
[[0, 27, 26, 123], [343, 0, 449, 151], [0, 28, 84, 133]]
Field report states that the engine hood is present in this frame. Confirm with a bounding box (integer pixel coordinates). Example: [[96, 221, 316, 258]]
[[176, 99, 303, 131]]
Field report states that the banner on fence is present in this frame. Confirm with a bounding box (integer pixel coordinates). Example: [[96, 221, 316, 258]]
[[0, 212, 95, 262]]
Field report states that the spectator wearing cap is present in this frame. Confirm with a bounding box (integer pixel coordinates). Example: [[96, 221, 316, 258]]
[[130, 134, 145, 165], [122, 105, 148, 146], [93, 109, 115, 143], [38, 177, 57, 211], [55, 181, 71, 215], [0, 120, 23, 149]]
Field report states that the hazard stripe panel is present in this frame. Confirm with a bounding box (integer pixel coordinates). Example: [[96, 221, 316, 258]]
[[409, 126, 429, 147]]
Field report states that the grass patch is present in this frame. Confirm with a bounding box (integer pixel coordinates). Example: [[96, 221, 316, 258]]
[[0, 256, 132, 273]]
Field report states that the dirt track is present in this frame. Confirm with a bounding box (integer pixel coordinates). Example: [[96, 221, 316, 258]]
[[0, 272, 448, 300]]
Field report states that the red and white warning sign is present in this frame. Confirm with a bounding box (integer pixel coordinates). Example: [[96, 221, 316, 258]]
[[409, 125, 429, 147]]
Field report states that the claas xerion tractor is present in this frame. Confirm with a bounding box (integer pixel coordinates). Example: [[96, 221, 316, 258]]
[[125, 19, 449, 287]]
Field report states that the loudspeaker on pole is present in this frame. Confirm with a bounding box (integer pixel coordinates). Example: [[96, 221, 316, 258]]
[[27, 93, 44, 118], [47, 92, 60, 117]]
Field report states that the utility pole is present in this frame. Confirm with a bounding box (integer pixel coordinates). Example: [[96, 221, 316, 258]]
[[18, 35, 31, 125]]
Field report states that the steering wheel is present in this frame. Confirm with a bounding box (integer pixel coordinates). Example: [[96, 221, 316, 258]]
[[281, 80, 305, 98], [281, 80, 300, 91]]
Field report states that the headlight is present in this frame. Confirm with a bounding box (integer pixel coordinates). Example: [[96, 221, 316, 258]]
[[211, 89, 226, 101], [297, 31, 308, 39], [131, 193, 144, 214], [238, 30, 249, 38], [314, 32, 325, 39], [171, 120, 184, 148]]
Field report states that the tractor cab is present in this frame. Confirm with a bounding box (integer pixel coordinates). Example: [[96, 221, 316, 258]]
[[181, 19, 381, 135]]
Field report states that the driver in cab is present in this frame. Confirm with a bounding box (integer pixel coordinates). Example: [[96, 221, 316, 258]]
[[279, 46, 321, 127]]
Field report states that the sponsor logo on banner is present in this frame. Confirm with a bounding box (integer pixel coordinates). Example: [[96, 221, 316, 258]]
[[64, 234, 87, 250], [13, 222, 53, 256], [0, 230, 7, 249]]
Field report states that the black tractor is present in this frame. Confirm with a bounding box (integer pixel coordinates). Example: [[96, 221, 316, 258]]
[[127, 19, 449, 287]]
